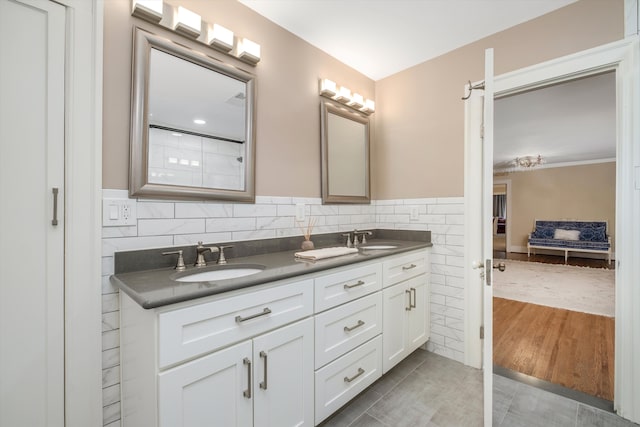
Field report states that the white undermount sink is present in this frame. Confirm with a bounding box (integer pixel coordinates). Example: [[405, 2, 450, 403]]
[[175, 266, 264, 282], [360, 244, 398, 250]]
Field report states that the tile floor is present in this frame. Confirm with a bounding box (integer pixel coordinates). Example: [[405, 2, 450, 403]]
[[319, 348, 638, 427]]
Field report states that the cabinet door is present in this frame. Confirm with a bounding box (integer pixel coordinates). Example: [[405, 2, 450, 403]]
[[406, 275, 430, 352], [382, 282, 409, 373], [253, 318, 314, 427], [158, 340, 253, 427]]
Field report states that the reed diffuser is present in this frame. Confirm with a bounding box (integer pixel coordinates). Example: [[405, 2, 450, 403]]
[[298, 217, 316, 250]]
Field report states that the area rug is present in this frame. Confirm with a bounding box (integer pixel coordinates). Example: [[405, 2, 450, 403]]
[[492, 260, 615, 317]]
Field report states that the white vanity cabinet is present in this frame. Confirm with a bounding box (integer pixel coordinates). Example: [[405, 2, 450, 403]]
[[381, 250, 430, 373], [120, 247, 430, 427], [121, 278, 314, 427]]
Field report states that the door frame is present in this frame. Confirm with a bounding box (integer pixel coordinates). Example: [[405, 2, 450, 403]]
[[57, 0, 104, 425], [464, 36, 640, 423], [492, 178, 512, 253]]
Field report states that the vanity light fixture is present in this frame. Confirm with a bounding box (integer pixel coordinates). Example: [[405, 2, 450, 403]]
[[360, 99, 375, 114], [132, 0, 163, 22], [347, 93, 364, 109], [236, 38, 261, 64], [193, 119, 206, 125], [319, 79, 337, 97], [334, 86, 352, 103], [318, 78, 375, 115], [208, 24, 234, 52], [174, 6, 201, 38], [130, 1, 261, 65]]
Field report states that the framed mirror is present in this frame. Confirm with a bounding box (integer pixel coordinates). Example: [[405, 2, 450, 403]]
[[130, 28, 256, 201], [320, 100, 371, 204]]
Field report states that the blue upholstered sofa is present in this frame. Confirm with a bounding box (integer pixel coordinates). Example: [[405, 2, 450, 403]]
[[527, 220, 611, 264]]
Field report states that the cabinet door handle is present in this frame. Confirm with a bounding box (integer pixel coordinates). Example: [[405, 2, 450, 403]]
[[344, 367, 365, 383], [405, 289, 412, 311], [402, 263, 417, 271], [410, 287, 417, 309], [259, 351, 268, 390], [235, 307, 271, 323], [51, 187, 59, 226], [344, 280, 365, 289], [343, 320, 365, 332], [243, 358, 252, 398]]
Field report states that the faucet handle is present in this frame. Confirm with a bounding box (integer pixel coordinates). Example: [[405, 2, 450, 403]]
[[162, 250, 186, 271], [218, 245, 234, 265], [341, 233, 352, 248]]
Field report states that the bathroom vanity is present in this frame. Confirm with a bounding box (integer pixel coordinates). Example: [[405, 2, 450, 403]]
[[113, 234, 430, 426]]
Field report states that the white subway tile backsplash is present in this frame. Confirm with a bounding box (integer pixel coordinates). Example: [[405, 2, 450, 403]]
[[233, 204, 277, 217], [136, 202, 174, 219], [100, 192, 465, 426], [103, 236, 174, 257], [173, 232, 233, 246], [138, 218, 205, 236], [175, 203, 233, 218], [206, 217, 255, 232]]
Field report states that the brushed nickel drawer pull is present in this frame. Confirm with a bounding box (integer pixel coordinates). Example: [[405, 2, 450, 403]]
[[402, 263, 417, 271], [344, 280, 365, 289], [243, 357, 252, 398], [405, 289, 412, 311], [344, 367, 365, 383], [343, 320, 365, 332], [235, 307, 272, 323], [259, 351, 268, 390], [410, 287, 417, 309], [51, 187, 59, 226]]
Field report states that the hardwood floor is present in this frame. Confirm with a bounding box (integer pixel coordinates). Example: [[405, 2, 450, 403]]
[[493, 297, 615, 401]]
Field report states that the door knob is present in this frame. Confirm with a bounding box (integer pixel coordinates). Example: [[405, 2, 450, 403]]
[[471, 260, 484, 269], [493, 262, 506, 272]]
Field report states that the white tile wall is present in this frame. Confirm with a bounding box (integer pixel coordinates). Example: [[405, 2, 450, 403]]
[[100, 190, 465, 426]]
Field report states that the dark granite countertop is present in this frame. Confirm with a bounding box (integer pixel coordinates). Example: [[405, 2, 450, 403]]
[[110, 230, 431, 309]]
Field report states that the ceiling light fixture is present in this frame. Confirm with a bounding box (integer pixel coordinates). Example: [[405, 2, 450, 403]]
[[514, 155, 544, 169]]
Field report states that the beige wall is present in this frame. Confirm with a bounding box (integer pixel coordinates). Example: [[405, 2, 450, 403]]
[[497, 162, 616, 251], [103, 0, 374, 196], [373, 0, 623, 199], [104, 1, 624, 199]]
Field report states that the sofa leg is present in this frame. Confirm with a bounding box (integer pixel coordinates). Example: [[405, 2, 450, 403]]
[[565, 251, 568, 264]]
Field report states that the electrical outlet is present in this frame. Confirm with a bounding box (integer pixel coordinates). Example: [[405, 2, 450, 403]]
[[410, 206, 419, 221], [103, 198, 137, 227], [295, 203, 306, 221]]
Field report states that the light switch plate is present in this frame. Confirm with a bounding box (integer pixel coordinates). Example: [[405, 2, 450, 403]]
[[103, 198, 137, 227], [410, 206, 419, 221]]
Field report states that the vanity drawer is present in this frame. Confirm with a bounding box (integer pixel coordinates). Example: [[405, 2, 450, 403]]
[[314, 335, 382, 424], [383, 250, 429, 287], [158, 279, 313, 368], [314, 262, 382, 312], [314, 292, 382, 369]]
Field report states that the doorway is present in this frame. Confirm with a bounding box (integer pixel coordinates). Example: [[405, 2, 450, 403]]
[[491, 72, 616, 403]]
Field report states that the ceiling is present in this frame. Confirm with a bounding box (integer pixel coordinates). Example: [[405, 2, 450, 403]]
[[239, 0, 577, 81], [494, 72, 616, 170], [238, 0, 615, 169]]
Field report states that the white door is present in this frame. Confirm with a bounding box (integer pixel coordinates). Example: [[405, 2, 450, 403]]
[[407, 276, 429, 351], [0, 1, 65, 426], [158, 340, 254, 427], [464, 48, 494, 427], [253, 318, 314, 427], [382, 283, 409, 373]]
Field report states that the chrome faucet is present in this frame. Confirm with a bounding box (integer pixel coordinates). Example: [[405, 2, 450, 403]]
[[342, 233, 353, 248], [194, 241, 219, 267], [162, 249, 186, 271], [352, 230, 373, 246], [217, 245, 233, 265]]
